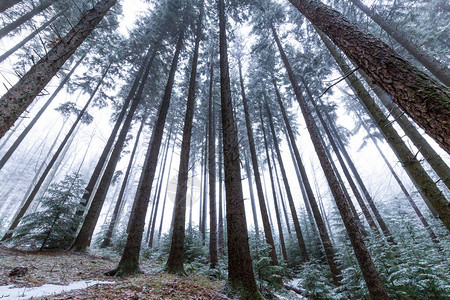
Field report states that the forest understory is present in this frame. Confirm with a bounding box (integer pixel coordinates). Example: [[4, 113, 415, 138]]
[[0, 246, 232, 299]]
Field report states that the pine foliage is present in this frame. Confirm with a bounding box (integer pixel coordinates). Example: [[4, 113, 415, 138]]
[[7, 173, 86, 250]]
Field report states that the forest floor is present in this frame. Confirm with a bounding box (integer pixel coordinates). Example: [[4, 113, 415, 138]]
[[0, 246, 229, 299]]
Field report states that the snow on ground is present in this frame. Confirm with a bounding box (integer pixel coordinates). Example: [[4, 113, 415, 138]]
[[0, 280, 114, 299]]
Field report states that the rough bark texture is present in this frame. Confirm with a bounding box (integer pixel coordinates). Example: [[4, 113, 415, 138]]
[[0, 52, 86, 171], [166, 11, 202, 272], [273, 22, 389, 299], [0, 1, 51, 39], [217, 122, 225, 256], [0, 0, 117, 138], [286, 0, 450, 154], [0, 12, 62, 63], [265, 101, 309, 262], [273, 78, 341, 284], [348, 0, 450, 86], [0, 0, 22, 12], [207, 56, 218, 269], [71, 49, 157, 252], [318, 32, 450, 231], [218, 0, 259, 298], [239, 60, 278, 265], [358, 71, 450, 190], [106, 31, 184, 276]]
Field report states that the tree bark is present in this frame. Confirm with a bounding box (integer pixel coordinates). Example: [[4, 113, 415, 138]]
[[71, 49, 157, 252], [106, 30, 184, 276], [0, 0, 117, 138], [218, 0, 258, 297], [272, 78, 341, 283], [0, 1, 51, 39], [347, 0, 450, 86], [207, 53, 218, 269], [0, 52, 86, 171], [0, 11, 62, 63], [272, 22, 389, 299], [217, 122, 225, 256], [201, 122, 208, 244], [318, 31, 450, 231], [0, 0, 22, 13], [286, 0, 450, 154], [358, 71, 450, 190], [239, 59, 278, 265]]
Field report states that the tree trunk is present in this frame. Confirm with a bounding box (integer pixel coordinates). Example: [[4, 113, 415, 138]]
[[286, 0, 450, 154], [144, 133, 171, 238], [358, 71, 450, 190], [0, 52, 86, 171], [207, 54, 218, 269], [318, 31, 450, 231], [217, 0, 258, 297], [157, 139, 176, 243], [260, 110, 288, 262], [149, 133, 174, 248], [239, 59, 278, 265], [0, 0, 117, 138], [71, 49, 157, 252], [0, 0, 22, 13], [75, 47, 152, 219], [272, 158, 292, 236], [0, 1, 51, 39], [347, 0, 450, 86], [100, 116, 146, 249], [201, 123, 208, 244], [283, 126, 314, 233], [217, 122, 225, 256], [272, 78, 341, 283], [300, 76, 395, 242], [265, 101, 309, 262], [198, 138, 205, 233], [321, 134, 368, 238], [106, 30, 184, 276], [1, 63, 104, 241], [272, 22, 389, 299], [188, 167, 194, 230], [244, 153, 259, 237], [355, 110, 440, 244], [0, 12, 62, 64]]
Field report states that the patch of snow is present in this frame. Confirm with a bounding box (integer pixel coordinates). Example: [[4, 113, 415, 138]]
[[0, 280, 114, 299]]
